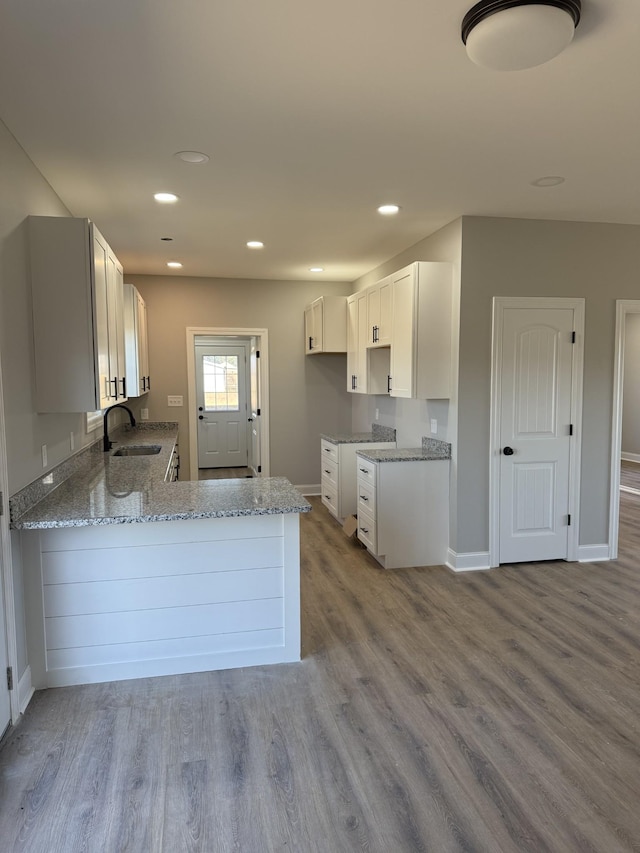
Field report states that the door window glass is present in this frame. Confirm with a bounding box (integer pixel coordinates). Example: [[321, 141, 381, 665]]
[[202, 355, 239, 411]]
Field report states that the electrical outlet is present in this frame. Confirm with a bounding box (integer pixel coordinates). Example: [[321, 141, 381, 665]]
[[41, 444, 48, 467], [140, 408, 149, 420], [70, 431, 75, 451], [167, 395, 183, 407], [430, 418, 438, 435]]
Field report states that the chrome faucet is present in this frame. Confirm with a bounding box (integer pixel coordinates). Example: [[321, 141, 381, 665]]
[[103, 404, 136, 452]]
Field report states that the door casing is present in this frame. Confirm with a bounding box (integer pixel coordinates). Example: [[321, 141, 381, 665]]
[[609, 300, 640, 560], [489, 297, 585, 567], [187, 327, 270, 481]]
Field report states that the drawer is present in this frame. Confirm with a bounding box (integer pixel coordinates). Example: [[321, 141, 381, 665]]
[[357, 506, 376, 553], [356, 456, 377, 485], [320, 456, 338, 488], [356, 480, 376, 515], [321, 440, 339, 464], [321, 480, 339, 519]]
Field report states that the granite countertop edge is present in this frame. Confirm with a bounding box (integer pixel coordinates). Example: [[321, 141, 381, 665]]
[[11, 427, 311, 529], [356, 446, 452, 463]]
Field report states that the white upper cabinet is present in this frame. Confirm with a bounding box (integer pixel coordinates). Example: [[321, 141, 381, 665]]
[[389, 262, 452, 399], [366, 275, 392, 347], [29, 216, 127, 412], [304, 295, 347, 354], [123, 283, 150, 397], [347, 291, 390, 395]]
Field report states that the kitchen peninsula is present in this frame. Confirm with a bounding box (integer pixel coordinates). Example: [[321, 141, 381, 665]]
[[11, 424, 310, 688]]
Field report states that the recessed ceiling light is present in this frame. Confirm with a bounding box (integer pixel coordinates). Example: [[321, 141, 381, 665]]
[[246, 241, 264, 249], [377, 204, 400, 215], [161, 236, 173, 241], [309, 267, 324, 273], [167, 261, 183, 268], [174, 150, 210, 164], [154, 192, 179, 203], [530, 175, 566, 187]]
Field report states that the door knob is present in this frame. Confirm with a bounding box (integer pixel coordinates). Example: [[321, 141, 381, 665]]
[[199, 415, 204, 420], [503, 446, 514, 455], [198, 406, 203, 411]]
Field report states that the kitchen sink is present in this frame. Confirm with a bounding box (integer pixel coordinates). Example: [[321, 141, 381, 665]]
[[112, 445, 162, 457]]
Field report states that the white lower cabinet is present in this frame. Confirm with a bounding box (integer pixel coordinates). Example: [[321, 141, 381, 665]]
[[321, 438, 395, 523], [356, 455, 449, 569]]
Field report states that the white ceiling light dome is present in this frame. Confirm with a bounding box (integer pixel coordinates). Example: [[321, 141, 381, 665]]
[[462, 1, 581, 71]]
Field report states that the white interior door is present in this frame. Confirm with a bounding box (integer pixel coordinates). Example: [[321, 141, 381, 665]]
[[195, 343, 249, 469], [248, 340, 261, 476], [498, 307, 576, 563]]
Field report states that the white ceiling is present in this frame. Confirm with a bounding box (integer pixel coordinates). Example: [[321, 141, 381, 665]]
[[1, 0, 638, 282]]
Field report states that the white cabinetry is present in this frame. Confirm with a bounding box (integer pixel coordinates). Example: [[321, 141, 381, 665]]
[[29, 216, 127, 412], [347, 292, 390, 395], [389, 262, 452, 399], [356, 455, 449, 568], [321, 438, 395, 523], [304, 295, 347, 354], [123, 283, 151, 397], [366, 275, 392, 347]]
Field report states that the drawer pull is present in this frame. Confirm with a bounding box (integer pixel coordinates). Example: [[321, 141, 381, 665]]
[[359, 467, 369, 473], [359, 526, 369, 534], [324, 469, 331, 474], [359, 495, 368, 501]]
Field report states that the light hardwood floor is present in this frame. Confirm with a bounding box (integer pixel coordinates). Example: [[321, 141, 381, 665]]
[[1, 495, 640, 851]]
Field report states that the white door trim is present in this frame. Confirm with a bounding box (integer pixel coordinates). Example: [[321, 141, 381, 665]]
[[609, 300, 640, 560], [489, 297, 585, 567], [0, 354, 19, 724], [186, 327, 270, 482]]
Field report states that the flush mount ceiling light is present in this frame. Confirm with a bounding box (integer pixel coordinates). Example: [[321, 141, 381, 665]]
[[174, 150, 210, 164], [461, 1, 581, 71], [377, 204, 400, 215], [167, 261, 183, 268], [246, 241, 264, 249], [309, 267, 324, 273], [154, 192, 179, 203]]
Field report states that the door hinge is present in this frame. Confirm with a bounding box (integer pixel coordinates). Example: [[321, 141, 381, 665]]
[[6, 667, 13, 691], [257, 408, 260, 416], [571, 331, 576, 343], [256, 350, 260, 358], [567, 514, 572, 526], [257, 465, 262, 473], [569, 424, 573, 436]]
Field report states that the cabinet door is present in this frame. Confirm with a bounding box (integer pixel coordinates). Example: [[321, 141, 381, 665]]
[[355, 291, 369, 393], [107, 251, 127, 401], [92, 227, 112, 409], [311, 299, 323, 351], [346, 294, 358, 391], [137, 291, 150, 391], [389, 267, 416, 398], [366, 285, 380, 347], [377, 277, 392, 346], [304, 305, 314, 354]]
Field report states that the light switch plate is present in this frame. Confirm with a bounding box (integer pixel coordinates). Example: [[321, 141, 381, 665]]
[[140, 408, 149, 420], [430, 418, 438, 434], [167, 396, 183, 407]]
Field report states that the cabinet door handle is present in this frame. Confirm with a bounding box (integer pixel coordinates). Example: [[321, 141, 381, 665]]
[[141, 377, 146, 393], [372, 325, 379, 343], [309, 336, 313, 350], [110, 377, 119, 400], [120, 377, 126, 398], [387, 375, 392, 393], [146, 375, 151, 390]]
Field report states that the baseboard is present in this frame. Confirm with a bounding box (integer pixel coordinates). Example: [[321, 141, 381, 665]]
[[18, 665, 34, 715], [621, 452, 640, 463], [446, 549, 492, 572], [577, 544, 610, 563], [296, 484, 320, 496]]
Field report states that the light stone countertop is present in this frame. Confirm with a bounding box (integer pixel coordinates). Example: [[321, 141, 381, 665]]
[[320, 432, 382, 444], [356, 439, 452, 463], [11, 426, 311, 529]]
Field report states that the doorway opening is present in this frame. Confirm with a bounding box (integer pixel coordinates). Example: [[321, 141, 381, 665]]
[[186, 328, 270, 482], [609, 300, 640, 560]]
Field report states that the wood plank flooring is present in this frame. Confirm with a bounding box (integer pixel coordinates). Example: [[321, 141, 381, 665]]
[[1, 494, 640, 851]]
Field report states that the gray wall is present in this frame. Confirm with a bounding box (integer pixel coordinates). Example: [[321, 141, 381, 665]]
[[622, 312, 640, 457], [127, 274, 353, 486], [458, 216, 640, 552]]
